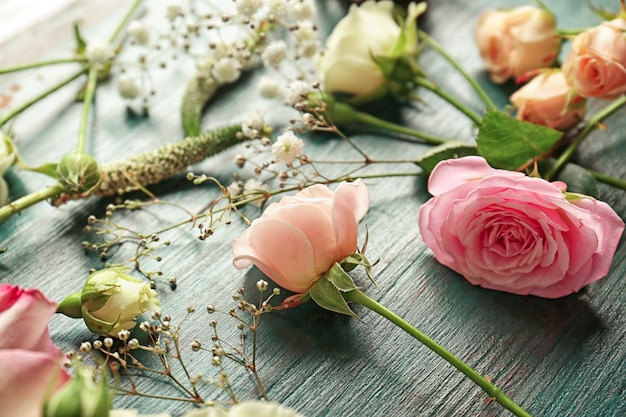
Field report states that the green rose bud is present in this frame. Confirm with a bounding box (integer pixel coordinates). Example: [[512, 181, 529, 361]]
[[44, 365, 110, 417], [58, 268, 161, 336], [57, 152, 101, 194]]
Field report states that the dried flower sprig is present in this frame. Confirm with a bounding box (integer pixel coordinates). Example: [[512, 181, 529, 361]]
[[70, 282, 278, 408]]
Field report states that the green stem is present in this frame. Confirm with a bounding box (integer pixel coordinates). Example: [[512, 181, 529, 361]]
[[343, 290, 533, 417], [588, 170, 626, 191], [351, 110, 447, 145], [0, 68, 87, 128], [556, 28, 586, 37], [0, 58, 84, 75], [108, 0, 144, 43], [414, 76, 483, 127], [77, 66, 99, 153], [418, 31, 497, 112], [545, 95, 626, 179], [0, 183, 65, 223]]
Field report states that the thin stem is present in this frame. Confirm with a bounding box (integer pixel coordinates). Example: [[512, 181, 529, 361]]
[[77, 66, 99, 153], [0, 68, 87, 127], [0, 183, 65, 222], [109, 0, 144, 43], [545, 95, 626, 179], [418, 31, 497, 112], [343, 290, 533, 417], [556, 28, 586, 37], [414, 76, 483, 127], [0, 58, 84, 75], [588, 170, 626, 191], [351, 110, 448, 145]]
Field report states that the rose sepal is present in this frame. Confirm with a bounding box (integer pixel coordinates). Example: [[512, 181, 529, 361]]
[[57, 291, 83, 318], [308, 262, 360, 320], [44, 362, 111, 417]]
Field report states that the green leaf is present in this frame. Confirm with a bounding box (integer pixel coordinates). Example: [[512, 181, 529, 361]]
[[308, 272, 359, 319], [538, 160, 599, 199], [415, 141, 478, 174], [477, 110, 562, 170], [24, 162, 59, 179]]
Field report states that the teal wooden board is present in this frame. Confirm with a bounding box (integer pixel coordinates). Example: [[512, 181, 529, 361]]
[[0, 1, 624, 416]]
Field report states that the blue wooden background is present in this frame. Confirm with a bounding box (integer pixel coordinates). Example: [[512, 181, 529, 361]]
[[0, 1, 624, 416]]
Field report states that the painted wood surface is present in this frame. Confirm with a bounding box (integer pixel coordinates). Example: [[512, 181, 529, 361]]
[[0, 1, 624, 416]]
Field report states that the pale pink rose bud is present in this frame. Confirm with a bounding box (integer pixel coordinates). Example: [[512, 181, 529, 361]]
[[475, 6, 561, 84], [418, 156, 624, 298], [510, 70, 586, 130], [232, 180, 370, 294], [562, 18, 626, 99]]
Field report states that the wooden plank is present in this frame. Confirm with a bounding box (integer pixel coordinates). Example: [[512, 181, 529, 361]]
[[0, 1, 624, 416]]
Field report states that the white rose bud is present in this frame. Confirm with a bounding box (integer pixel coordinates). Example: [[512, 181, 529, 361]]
[[58, 268, 161, 336], [317, 1, 426, 99]]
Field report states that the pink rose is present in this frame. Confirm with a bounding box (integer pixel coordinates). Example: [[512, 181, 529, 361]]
[[233, 180, 370, 293], [562, 18, 626, 99], [0, 284, 70, 417], [418, 156, 624, 298], [510, 70, 586, 130], [475, 6, 561, 84]]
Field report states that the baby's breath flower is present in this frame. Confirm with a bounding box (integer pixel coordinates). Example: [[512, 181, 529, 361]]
[[165, 1, 183, 21], [272, 131, 304, 164], [244, 179, 269, 207], [285, 80, 311, 106], [293, 21, 317, 42], [299, 40, 320, 58], [258, 76, 282, 98], [228, 181, 242, 198], [86, 41, 111, 64], [287, 0, 316, 21], [212, 57, 242, 83], [235, 0, 263, 17], [117, 75, 142, 99], [262, 40, 288, 68], [265, 0, 287, 19], [242, 110, 265, 138], [127, 20, 151, 45]]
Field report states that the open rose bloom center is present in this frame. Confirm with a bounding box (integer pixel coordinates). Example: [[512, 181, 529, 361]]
[[419, 157, 624, 298]]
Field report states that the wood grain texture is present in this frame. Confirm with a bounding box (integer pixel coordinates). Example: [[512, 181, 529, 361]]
[[0, 1, 624, 416]]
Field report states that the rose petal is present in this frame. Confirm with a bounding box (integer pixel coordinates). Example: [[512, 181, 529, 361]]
[[0, 350, 70, 417], [233, 219, 319, 293]]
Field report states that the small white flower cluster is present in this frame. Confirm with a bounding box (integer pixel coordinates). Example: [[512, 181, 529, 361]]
[[271, 130, 304, 164], [107, 0, 322, 117]]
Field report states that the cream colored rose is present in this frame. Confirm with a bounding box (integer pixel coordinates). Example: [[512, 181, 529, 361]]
[[80, 268, 161, 336], [475, 6, 560, 84], [317, 1, 425, 99], [562, 18, 626, 99], [510, 70, 586, 131]]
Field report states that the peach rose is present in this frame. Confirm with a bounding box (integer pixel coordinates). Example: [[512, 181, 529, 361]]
[[418, 157, 624, 298], [562, 18, 626, 99], [510, 70, 586, 130], [232, 180, 370, 293], [0, 284, 70, 417], [475, 6, 561, 84]]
